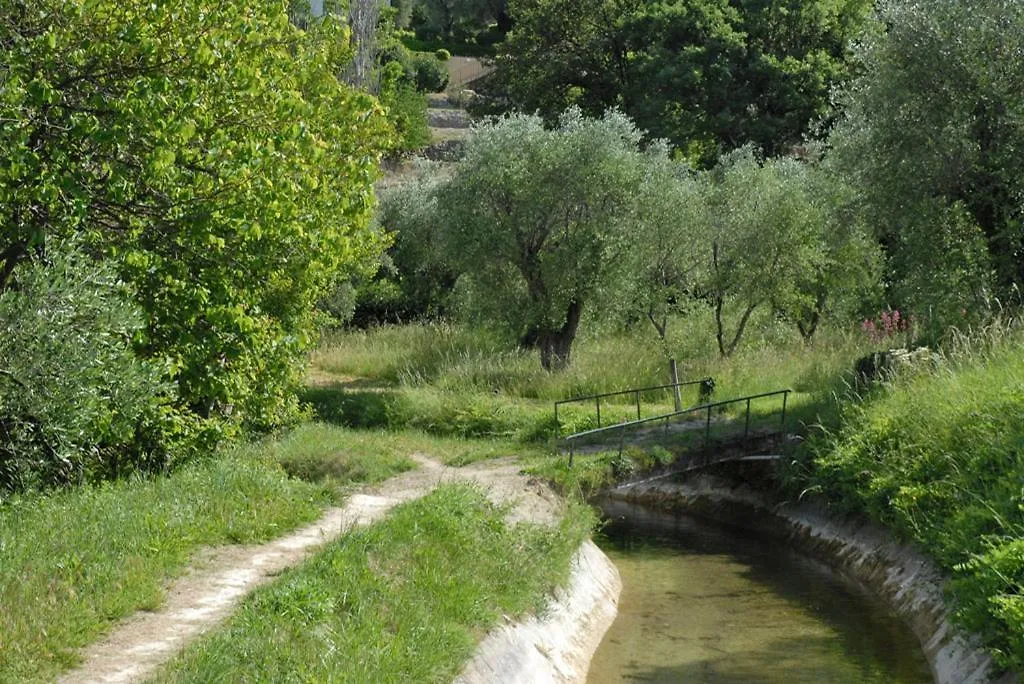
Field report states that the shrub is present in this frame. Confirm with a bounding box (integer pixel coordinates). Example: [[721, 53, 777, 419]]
[[434, 48, 451, 61], [0, 245, 172, 493], [410, 53, 450, 92]]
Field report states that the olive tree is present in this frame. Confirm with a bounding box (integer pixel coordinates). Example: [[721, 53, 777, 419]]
[[436, 109, 651, 370], [0, 243, 169, 493], [628, 150, 707, 347], [699, 149, 827, 357], [828, 0, 1024, 326], [774, 157, 883, 341]]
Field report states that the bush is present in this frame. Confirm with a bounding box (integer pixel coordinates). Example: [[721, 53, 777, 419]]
[[379, 83, 431, 153], [410, 53, 450, 92], [435, 48, 451, 61], [0, 245, 172, 493]]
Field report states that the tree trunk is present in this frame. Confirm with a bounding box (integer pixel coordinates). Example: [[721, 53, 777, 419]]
[[714, 295, 728, 357], [715, 295, 760, 358], [539, 299, 582, 371]]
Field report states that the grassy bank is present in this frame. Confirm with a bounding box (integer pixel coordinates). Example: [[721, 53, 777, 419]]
[[796, 326, 1024, 672], [0, 425, 414, 682], [153, 484, 594, 682]]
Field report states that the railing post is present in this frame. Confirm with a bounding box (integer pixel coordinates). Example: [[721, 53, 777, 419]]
[[596, 397, 601, 428], [568, 440, 574, 468], [635, 391, 641, 421], [781, 390, 789, 433], [618, 423, 626, 456], [554, 403, 560, 437], [705, 404, 712, 448], [745, 397, 751, 439], [669, 359, 683, 412]]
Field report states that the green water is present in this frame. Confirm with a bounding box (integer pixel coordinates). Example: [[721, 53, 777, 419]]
[[590, 499, 933, 683]]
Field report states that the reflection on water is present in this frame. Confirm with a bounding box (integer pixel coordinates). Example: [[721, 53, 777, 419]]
[[589, 498, 933, 683]]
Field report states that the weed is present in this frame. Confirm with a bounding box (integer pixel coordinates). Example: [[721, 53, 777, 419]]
[[798, 326, 1024, 671]]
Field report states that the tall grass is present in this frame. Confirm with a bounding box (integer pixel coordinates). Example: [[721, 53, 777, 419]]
[[314, 317, 868, 398], [310, 317, 872, 440], [0, 454, 329, 682], [154, 485, 595, 683], [798, 323, 1024, 672]]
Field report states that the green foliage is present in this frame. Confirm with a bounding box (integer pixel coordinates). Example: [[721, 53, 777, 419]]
[[700, 149, 831, 356], [0, 448, 332, 682], [801, 328, 1024, 670], [380, 82, 432, 153], [431, 109, 656, 369], [380, 109, 877, 361], [781, 155, 884, 340], [828, 0, 1024, 326], [409, 52, 451, 92], [360, 168, 457, 322], [484, 0, 871, 166], [625, 151, 706, 347], [435, 47, 452, 60], [409, 0, 508, 43], [0, 0, 391, 434], [154, 485, 593, 683], [0, 245, 176, 493]]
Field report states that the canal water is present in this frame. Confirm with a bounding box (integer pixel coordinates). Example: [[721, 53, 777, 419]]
[[589, 498, 933, 683]]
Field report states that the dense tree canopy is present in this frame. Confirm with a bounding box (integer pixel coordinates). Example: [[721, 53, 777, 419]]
[[828, 0, 1024, 329], [480, 0, 871, 165], [0, 0, 390, 433]]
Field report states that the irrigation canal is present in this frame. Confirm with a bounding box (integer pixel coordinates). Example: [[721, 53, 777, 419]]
[[588, 497, 933, 683]]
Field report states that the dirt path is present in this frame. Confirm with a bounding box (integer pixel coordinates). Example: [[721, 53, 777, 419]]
[[60, 455, 562, 684]]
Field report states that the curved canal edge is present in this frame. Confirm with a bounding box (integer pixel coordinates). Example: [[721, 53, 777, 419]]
[[607, 473, 1016, 684], [456, 540, 622, 684]]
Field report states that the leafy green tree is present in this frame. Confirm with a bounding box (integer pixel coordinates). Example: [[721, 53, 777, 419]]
[[700, 149, 826, 356], [775, 155, 882, 340], [435, 109, 651, 370], [411, 0, 509, 41], [0, 0, 390, 432], [370, 170, 459, 323], [828, 0, 1024, 327], [627, 151, 707, 347], [482, 0, 870, 166], [0, 244, 172, 493]]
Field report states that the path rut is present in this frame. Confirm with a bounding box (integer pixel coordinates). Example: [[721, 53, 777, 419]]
[[60, 454, 561, 684]]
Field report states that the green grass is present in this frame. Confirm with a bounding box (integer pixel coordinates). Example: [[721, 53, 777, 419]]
[[268, 423, 417, 495], [0, 425, 417, 682], [797, 325, 1024, 672], [153, 485, 595, 683], [278, 422, 547, 475], [310, 317, 870, 444]]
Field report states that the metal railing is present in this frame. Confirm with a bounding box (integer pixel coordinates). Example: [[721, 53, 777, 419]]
[[554, 378, 713, 434], [562, 389, 791, 467]]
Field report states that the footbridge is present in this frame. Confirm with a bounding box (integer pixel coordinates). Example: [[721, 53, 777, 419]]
[[554, 379, 793, 471]]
